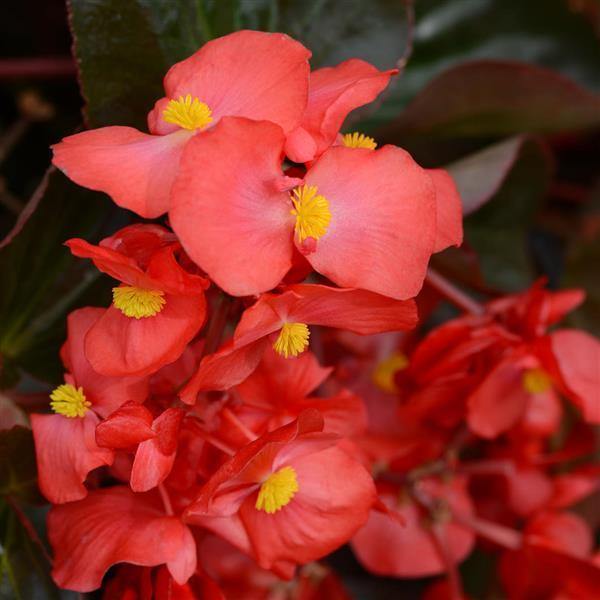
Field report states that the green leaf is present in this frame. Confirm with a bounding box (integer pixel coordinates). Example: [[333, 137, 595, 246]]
[[68, 0, 206, 128], [0, 168, 118, 387]]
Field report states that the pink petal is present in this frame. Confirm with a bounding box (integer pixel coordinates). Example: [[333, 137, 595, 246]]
[[157, 30, 310, 134], [286, 59, 396, 162], [304, 146, 437, 299], [427, 168, 463, 252], [170, 117, 294, 296], [52, 127, 191, 218]]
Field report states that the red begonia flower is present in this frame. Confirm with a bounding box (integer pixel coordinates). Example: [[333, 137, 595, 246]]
[[48, 486, 196, 592], [351, 477, 475, 577], [52, 31, 311, 218], [31, 307, 148, 503], [180, 283, 417, 401], [185, 410, 376, 573], [171, 117, 438, 299], [66, 225, 208, 377], [284, 59, 396, 163], [130, 408, 184, 492]]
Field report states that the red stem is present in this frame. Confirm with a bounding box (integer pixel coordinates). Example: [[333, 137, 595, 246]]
[[222, 407, 257, 442], [425, 268, 485, 316], [0, 57, 76, 79], [6, 496, 53, 564]]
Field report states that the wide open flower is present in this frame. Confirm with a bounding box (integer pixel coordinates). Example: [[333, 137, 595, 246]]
[[185, 410, 376, 575], [180, 283, 417, 402], [171, 117, 445, 299], [52, 30, 311, 218], [284, 58, 397, 163], [67, 224, 208, 377], [48, 486, 196, 592], [31, 307, 148, 503]]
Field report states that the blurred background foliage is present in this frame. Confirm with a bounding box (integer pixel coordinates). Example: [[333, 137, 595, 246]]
[[0, 0, 598, 597]]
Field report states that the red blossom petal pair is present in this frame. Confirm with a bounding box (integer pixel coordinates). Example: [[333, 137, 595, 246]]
[[171, 117, 461, 299], [67, 224, 208, 377]]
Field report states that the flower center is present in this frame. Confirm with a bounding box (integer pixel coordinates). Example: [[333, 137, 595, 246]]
[[50, 384, 91, 418], [342, 131, 377, 149], [273, 322, 310, 358], [255, 466, 299, 514], [372, 352, 409, 393], [162, 94, 213, 131], [290, 185, 331, 243], [522, 368, 552, 394], [112, 286, 166, 319]]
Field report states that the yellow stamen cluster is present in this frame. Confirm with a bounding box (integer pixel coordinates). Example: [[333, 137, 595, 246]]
[[162, 94, 213, 131], [50, 384, 91, 418], [290, 185, 331, 243], [522, 368, 552, 394], [273, 322, 310, 358], [255, 466, 299, 514], [112, 286, 166, 319], [342, 132, 377, 149], [372, 352, 409, 393]]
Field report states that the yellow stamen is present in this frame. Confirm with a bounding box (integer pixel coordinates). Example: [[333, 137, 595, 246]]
[[273, 322, 310, 358], [522, 368, 552, 394], [112, 286, 166, 319], [342, 132, 377, 150], [255, 466, 299, 514], [50, 384, 91, 418], [372, 352, 409, 393], [162, 94, 213, 131], [290, 185, 331, 243]]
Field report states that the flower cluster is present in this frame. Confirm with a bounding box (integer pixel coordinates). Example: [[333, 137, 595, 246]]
[[33, 30, 599, 598]]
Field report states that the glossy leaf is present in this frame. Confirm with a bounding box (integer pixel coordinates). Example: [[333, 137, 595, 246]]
[[388, 60, 600, 139], [0, 169, 118, 387]]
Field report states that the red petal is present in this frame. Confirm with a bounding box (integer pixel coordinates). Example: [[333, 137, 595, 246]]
[[31, 412, 113, 504], [49, 487, 196, 591], [467, 357, 530, 438], [131, 408, 184, 492], [550, 329, 600, 423], [64, 308, 148, 417], [95, 402, 155, 449], [85, 293, 206, 377]]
